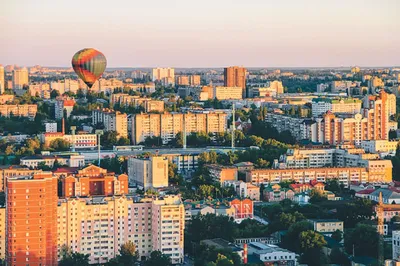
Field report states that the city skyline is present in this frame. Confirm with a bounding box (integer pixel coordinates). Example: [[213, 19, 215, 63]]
[[2, 0, 399, 67]]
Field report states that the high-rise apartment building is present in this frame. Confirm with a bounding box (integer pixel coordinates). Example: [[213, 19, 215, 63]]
[[0, 166, 43, 192], [92, 108, 128, 138], [176, 75, 201, 86], [131, 111, 227, 144], [363, 90, 390, 140], [128, 156, 168, 188], [57, 195, 185, 264], [151, 196, 185, 264], [0, 207, 5, 260], [0, 65, 5, 94], [176, 76, 189, 86], [224, 66, 246, 98], [368, 77, 384, 90], [189, 75, 201, 86], [6, 172, 58, 266], [12, 67, 29, 90], [152, 68, 175, 85]]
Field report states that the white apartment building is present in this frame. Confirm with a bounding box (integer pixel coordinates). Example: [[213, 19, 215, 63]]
[[45, 122, 58, 133], [393, 231, 400, 262], [361, 140, 399, 154], [311, 98, 362, 117], [92, 109, 128, 138], [152, 68, 175, 85], [57, 195, 185, 264], [279, 148, 393, 180], [128, 156, 168, 189], [12, 67, 29, 90], [151, 196, 185, 264]]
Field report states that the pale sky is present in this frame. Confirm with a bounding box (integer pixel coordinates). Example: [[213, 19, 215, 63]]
[[1, 0, 399, 68]]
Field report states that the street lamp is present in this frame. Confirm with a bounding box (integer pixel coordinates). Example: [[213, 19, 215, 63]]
[[95, 130, 104, 166]]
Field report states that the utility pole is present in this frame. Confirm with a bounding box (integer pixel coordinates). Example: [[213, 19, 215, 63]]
[[95, 129, 103, 166], [231, 103, 235, 150]]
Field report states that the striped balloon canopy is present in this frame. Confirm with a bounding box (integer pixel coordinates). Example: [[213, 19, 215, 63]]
[[71, 48, 107, 88]]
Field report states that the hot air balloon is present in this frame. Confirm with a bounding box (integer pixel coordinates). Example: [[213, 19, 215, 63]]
[[71, 48, 107, 88]]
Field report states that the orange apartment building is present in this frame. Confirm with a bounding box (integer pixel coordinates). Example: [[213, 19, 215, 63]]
[[6, 172, 58, 266], [207, 164, 238, 184], [224, 66, 246, 98], [0, 166, 43, 192], [60, 165, 128, 197]]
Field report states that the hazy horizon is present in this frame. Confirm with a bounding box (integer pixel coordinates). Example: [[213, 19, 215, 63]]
[[2, 0, 399, 68]]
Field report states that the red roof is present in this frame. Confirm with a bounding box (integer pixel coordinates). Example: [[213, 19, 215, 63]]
[[63, 99, 75, 107], [355, 189, 375, 195], [53, 167, 79, 174], [310, 180, 324, 187], [290, 183, 312, 189]]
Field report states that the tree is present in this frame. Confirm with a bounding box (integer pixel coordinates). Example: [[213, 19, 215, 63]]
[[344, 224, 379, 258], [37, 161, 51, 171], [143, 136, 162, 147], [299, 230, 327, 251], [283, 221, 313, 252], [206, 254, 234, 266], [309, 189, 327, 203], [198, 184, 214, 199], [117, 136, 130, 146], [277, 212, 305, 230], [101, 131, 119, 148], [116, 241, 138, 265], [389, 130, 397, 140], [331, 229, 343, 242], [50, 89, 60, 99], [49, 138, 70, 151], [59, 252, 90, 266], [144, 251, 172, 266], [329, 247, 350, 266], [337, 198, 375, 228], [168, 162, 183, 185]]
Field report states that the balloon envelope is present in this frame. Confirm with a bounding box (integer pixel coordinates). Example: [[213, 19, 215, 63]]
[[71, 48, 107, 88]]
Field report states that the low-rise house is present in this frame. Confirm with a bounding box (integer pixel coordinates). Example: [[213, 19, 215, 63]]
[[234, 162, 255, 172], [263, 184, 294, 202], [369, 188, 400, 204], [309, 219, 344, 234], [184, 198, 253, 223], [224, 181, 260, 201], [246, 242, 298, 266], [355, 188, 375, 199]]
